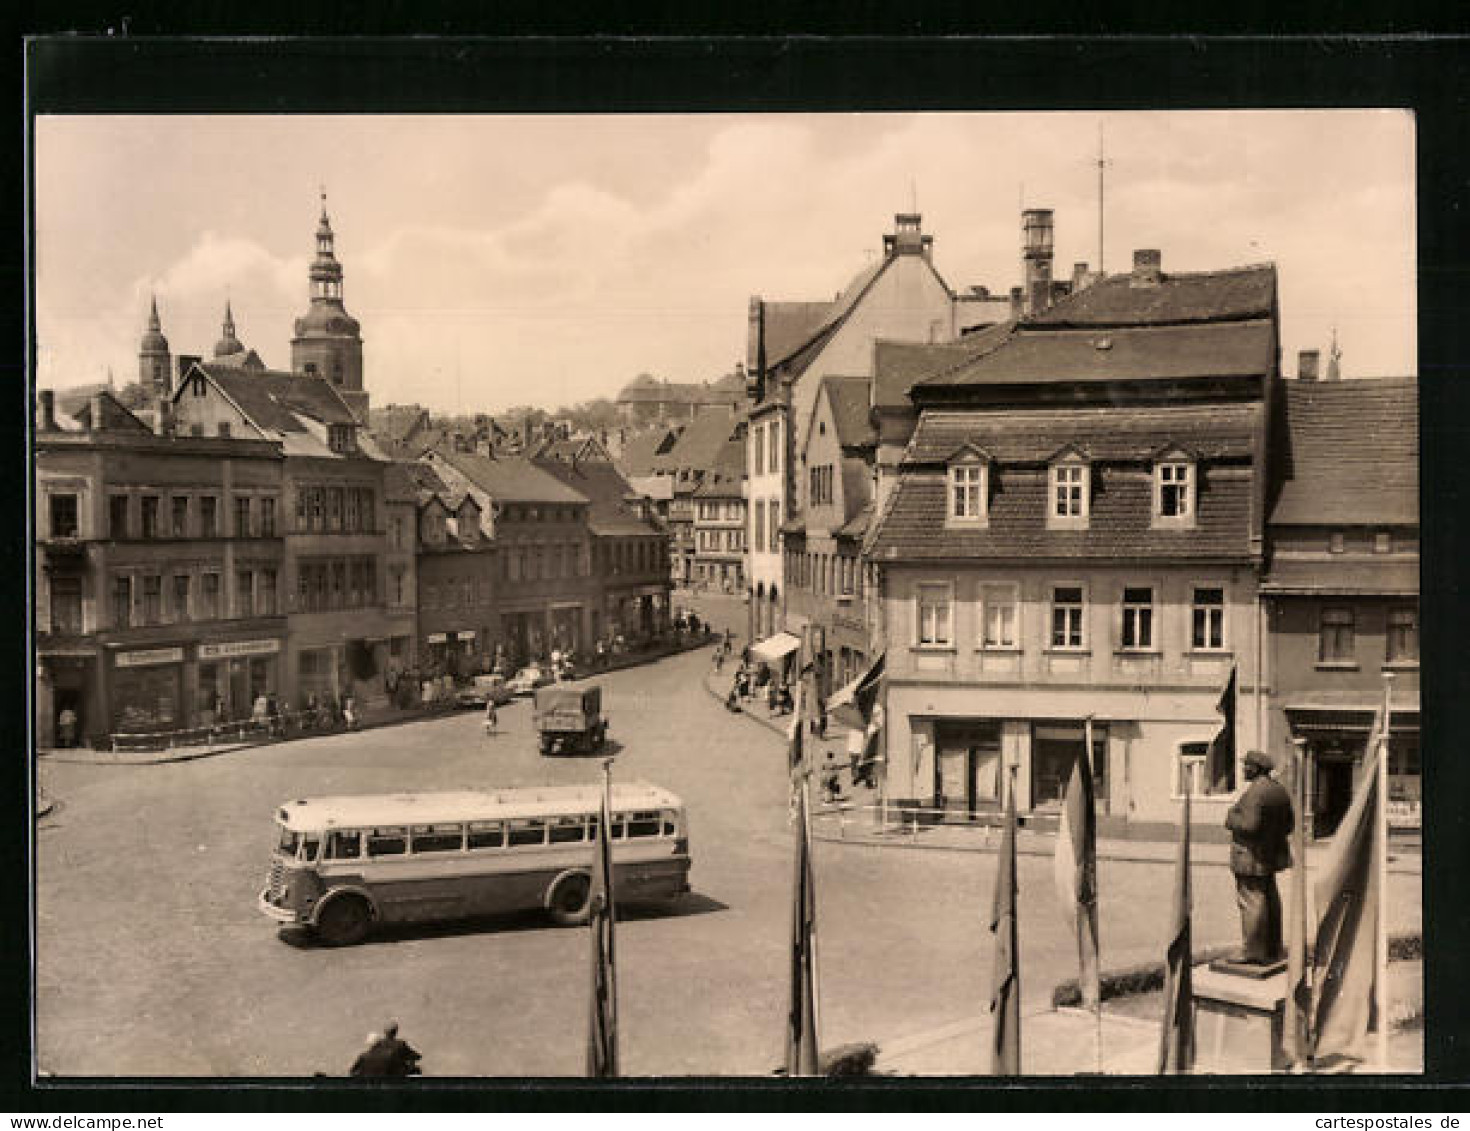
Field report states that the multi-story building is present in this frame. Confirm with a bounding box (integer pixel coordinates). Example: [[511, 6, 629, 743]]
[[531, 446, 673, 646], [408, 458, 498, 676], [381, 461, 421, 675], [615, 372, 745, 425], [691, 431, 747, 592], [35, 389, 287, 746], [428, 449, 597, 665], [1262, 372, 1419, 837], [744, 212, 1004, 643], [867, 248, 1279, 826], [784, 375, 878, 696]]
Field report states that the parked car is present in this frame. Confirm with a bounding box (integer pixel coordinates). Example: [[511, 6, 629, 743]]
[[455, 673, 512, 710], [534, 684, 608, 755], [508, 665, 553, 697]]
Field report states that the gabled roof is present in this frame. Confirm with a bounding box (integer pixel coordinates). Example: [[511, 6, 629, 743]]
[[818, 375, 876, 448], [872, 323, 1015, 409], [368, 404, 432, 446], [692, 437, 746, 498], [382, 459, 424, 503], [762, 301, 836, 367], [61, 389, 153, 434], [1271, 378, 1418, 526], [615, 426, 680, 478], [915, 320, 1274, 390], [434, 449, 589, 507], [533, 457, 659, 537], [1027, 263, 1276, 328], [186, 363, 359, 433], [662, 408, 741, 474]]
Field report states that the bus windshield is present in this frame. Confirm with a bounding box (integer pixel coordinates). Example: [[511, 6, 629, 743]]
[[276, 828, 322, 861]]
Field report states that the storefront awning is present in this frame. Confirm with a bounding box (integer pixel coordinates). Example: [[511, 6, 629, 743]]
[[750, 631, 802, 665]]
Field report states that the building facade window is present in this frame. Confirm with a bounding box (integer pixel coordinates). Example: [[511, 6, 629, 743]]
[[1191, 587, 1225, 650], [769, 502, 781, 552], [200, 495, 218, 537], [345, 489, 360, 532], [916, 583, 953, 647], [201, 573, 220, 619], [981, 583, 1019, 648], [112, 575, 132, 629], [260, 497, 276, 537], [326, 487, 342, 532], [1329, 530, 1345, 554], [141, 496, 160, 539], [236, 496, 253, 538], [171, 496, 189, 537], [1319, 606, 1356, 663], [754, 500, 766, 554], [1387, 606, 1419, 664], [172, 574, 190, 621], [768, 419, 780, 474], [1050, 461, 1088, 521], [109, 495, 130, 539], [260, 569, 277, 616], [236, 569, 254, 618], [1155, 460, 1193, 521], [1050, 585, 1085, 649], [948, 462, 987, 521], [49, 576, 83, 635], [1374, 531, 1393, 554], [49, 493, 80, 538], [753, 424, 765, 477], [1121, 586, 1154, 650], [1174, 741, 1211, 798]]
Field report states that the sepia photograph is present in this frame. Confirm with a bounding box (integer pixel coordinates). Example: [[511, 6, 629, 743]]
[[29, 81, 1425, 1086]]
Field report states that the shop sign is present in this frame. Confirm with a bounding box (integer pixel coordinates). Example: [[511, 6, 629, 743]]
[[115, 646, 185, 669], [457, 630, 477, 641], [198, 639, 281, 661], [427, 633, 448, 644]]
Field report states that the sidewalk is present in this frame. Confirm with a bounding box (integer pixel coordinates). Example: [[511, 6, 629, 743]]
[[701, 668, 1422, 877]]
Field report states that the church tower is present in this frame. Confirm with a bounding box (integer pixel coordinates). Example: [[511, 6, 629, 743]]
[[214, 300, 245, 359], [138, 294, 172, 396], [291, 193, 367, 419]]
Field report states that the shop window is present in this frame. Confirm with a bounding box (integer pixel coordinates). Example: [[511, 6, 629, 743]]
[[1319, 607, 1355, 664], [171, 496, 189, 537], [1121, 587, 1154, 650], [49, 493, 79, 539], [916, 582, 953, 647], [1050, 585, 1085, 649], [1191, 587, 1225, 650], [981, 583, 1018, 649], [1329, 531, 1345, 554], [1387, 607, 1418, 664], [109, 495, 130, 539], [1031, 720, 1108, 809], [1374, 530, 1393, 554], [49, 576, 82, 635]]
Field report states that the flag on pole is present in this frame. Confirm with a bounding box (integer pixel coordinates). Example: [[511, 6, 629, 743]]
[[1309, 736, 1384, 1062], [1207, 666, 1238, 794], [785, 778, 821, 1076], [585, 762, 619, 1078], [1157, 775, 1195, 1073], [1053, 742, 1101, 1009], [990, 769, 1021, 1075]]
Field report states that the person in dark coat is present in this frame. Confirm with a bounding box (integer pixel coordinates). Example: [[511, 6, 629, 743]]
[[1224, 749, 1295, 963], [350, 1021, 421, 1077]]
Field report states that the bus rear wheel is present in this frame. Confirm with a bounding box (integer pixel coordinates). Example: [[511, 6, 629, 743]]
[[548, 872, 592, 926], [315, 894, 372, 946]]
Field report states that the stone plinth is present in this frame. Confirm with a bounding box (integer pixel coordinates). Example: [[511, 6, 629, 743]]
[[1192, 964, 1287, 1073]]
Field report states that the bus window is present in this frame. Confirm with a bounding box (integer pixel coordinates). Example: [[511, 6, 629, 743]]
[[367, 827, 408, 856], [507, 818, 546, 847], [662, 812, 678, 836], [325, 830, 361, 860], [627, 811, 662, 838], [548, 816, 586, 844], [301, 835, 322, 862], [277, 828, 301, 856], [411, 824, 465, 853], [467, 821, 503, 850]]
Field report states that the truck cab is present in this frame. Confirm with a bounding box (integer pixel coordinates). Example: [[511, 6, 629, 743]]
[[533, 683, 607, 756]]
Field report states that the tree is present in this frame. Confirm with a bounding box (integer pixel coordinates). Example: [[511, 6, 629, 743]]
[[114, 381, 156, 411]]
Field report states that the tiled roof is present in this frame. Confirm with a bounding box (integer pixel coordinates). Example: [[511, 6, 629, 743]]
[[905, 402, 1261, 465], [55, 383, 115, 417], [916, 320, 1275, 390], [834, 504, 872, 540], [1027, 263, 1276, 328], [382, 460, 423, 503], [763, 301, 837, 366], [872, 323, 1015, 409], [821, 375, 876, 448], [1261, 558, 1418, 596], [435, 450, 589, 506], [368, 404, 430, 444], [533, 457, 659, 537], [615, 427, 680, 478], [197, 364, 358, 432], [616, 375, 745, 406], [1271, 378, 1418, 526], [403, 459, 451, 505], [663, 408, 741, 474], [868, 466, 1253, 561]]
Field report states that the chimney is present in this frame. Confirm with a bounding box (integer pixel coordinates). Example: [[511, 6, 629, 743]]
[[38, 390, 56, 432], [1022, 209, 1055, 317], [1009, 285, 1025, 321], [176, 354, 202, 384], [1298, 349, 1321, 382], [1130, 249, 1163, 288], [155, 397, 174, 437], [90, 393, 107, 432]]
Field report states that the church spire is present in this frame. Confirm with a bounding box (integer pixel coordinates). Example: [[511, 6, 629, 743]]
[[214, 298, 244, 358], [139, 292, 172, 394]]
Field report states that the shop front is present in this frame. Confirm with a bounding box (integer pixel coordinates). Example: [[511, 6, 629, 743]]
[[37, 651, 97, 748], [197, 637, 281, 725], [296, 644, 344, 710], [1285, 704, 1421, 838], [109, 646, 185, 734], [549, 604, 582, 654]]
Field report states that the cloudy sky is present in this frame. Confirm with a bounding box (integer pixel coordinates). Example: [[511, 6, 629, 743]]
[[34, 110, 1415, 414]]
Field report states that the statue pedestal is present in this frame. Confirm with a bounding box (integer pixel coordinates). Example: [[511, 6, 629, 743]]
[[1192, 964, 1288, 1073]]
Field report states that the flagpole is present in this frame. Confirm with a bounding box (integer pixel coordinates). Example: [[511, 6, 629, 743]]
[[1085, 713, 1102, 1075], [1376, 674, 1393, 1072], [1287, 736, 1312, 1071], [802, 769, 823, 1062]]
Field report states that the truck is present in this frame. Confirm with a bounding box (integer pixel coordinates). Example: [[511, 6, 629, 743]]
[[533, 684, 608, 756]]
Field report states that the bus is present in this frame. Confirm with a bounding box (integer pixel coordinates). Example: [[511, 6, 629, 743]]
[[257, 783, 691, 945]]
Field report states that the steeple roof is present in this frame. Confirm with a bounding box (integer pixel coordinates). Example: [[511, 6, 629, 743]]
[[140, 294, 169, 354], [214, 299, 245, 357]]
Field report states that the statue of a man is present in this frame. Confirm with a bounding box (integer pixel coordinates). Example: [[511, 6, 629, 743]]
[[1224, 750, 1295, 963]]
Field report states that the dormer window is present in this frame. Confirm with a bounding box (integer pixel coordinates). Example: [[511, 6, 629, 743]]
[[1153, 451, 1195, 525], [1048, 449, 1090, 528], [946, 446, 991, 525], [328, 423, 357, 454]]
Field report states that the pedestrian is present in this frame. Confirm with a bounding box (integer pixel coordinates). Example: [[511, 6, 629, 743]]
[[267, 692, 283, 738], [484, 697, 498, 736], [349, 1021, 422, 1077], [1224, 750, 1295, 964], [343, 693, 358, 732], [252, 692, 269, 732], [57, 707, 77, 749], [713, 647, 725, 674]]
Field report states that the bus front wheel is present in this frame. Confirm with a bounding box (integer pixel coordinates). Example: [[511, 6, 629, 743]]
[[548, 872, 592, 926], [315, 894, 372, 946]]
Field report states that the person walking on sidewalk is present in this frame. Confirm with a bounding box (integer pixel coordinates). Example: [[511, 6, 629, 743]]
[[483, 698, 499, 736]]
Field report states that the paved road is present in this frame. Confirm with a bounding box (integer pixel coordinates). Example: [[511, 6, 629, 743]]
[[35, 643, 1422, 1078]]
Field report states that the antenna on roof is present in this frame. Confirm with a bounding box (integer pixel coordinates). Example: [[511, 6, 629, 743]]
[[1096, 121, 1112, 276]]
